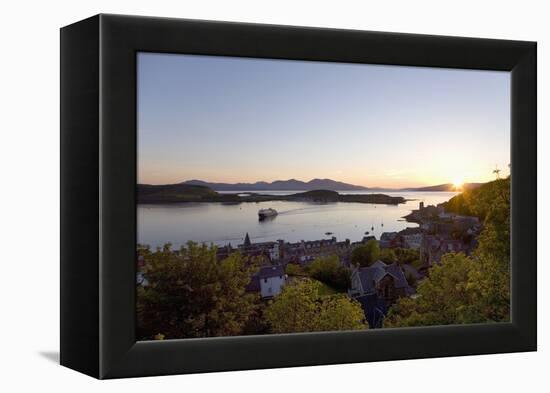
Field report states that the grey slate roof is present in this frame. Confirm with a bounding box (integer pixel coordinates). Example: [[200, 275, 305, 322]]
[[385, 263, 409, 289], [354, 262, 409, 293], [380, 232, 398, 242], [245, 274, 261, 292], [371, 260, 388, 268], [258, 265, 285, 279], [357, 265, 386, 293]]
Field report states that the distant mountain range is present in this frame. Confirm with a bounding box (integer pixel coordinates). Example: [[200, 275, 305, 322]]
[[182, 178, 369, 191], [180, 179, 484, 192]]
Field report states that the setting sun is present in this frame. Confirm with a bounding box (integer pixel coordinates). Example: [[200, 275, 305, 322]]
[[453, 178, 464, 190]]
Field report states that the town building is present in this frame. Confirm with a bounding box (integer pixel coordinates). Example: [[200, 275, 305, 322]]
[[419, 234, 470, 266], [401, 233, 423, 249], [246, 265, 287, 299], [348, 261, 414, 328], [379, 232, 399, 248], [355, 294, 387, 328], [349, 261, 413, 306]]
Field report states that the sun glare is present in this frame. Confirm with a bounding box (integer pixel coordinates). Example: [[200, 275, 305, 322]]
[[453, 178, 464, 190]]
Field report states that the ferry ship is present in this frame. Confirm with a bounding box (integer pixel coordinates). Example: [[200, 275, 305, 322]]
[[258, 208, 278, 220]]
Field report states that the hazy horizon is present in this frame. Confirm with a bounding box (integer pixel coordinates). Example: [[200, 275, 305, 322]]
[[138, 53, 510, 188], [138, 176, 488, 189]]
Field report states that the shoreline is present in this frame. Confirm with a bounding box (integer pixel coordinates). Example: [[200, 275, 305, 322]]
[[137, 191, 408, 205]]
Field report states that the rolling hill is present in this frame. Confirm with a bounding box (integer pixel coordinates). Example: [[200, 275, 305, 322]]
[[180, 179, 485, 192], [182, 178, 369, 191], [137, 183, 224, 203]]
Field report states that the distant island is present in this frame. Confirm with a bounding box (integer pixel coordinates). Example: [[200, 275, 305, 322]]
[[179, 178, 483, 192], [137, 184, 406, 205]]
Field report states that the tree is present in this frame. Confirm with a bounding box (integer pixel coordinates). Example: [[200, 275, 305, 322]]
[[264, 280, 320, 333], [137, 242, 260, 340], [394, 248, 420, 265], [285, 263, 306, 277], [307, 255, 351, 290], [444, 177, 510, 220], [385, 177, 511, 328], [446, 177, 510, 267], [461, 254, 510, 322], [351, 240, 380, 267], [385, 253, 475, 327], [378, 247, 419, 265], [385, 252, 510, 327], [265, 280, 367, 333], [316, 295, 368, 331], [379, 248, 397, 264]]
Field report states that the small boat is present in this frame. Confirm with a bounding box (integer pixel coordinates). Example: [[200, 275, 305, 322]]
[[365, 231, 369, 235], [325, 232, 333, 236], [258, 208, 278, 220], [371, 225, 374, 231]]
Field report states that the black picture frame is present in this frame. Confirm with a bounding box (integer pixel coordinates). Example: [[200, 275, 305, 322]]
[[60, 14, 537, 379]]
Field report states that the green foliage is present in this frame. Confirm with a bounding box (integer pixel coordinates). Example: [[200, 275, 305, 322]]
[[447, 178, 510, 265], [316, 295, 368, 331], [395, 248, 420, 265], [378, 247, 419, 265], [385, 177, 511, 328], [351, 240, 380, 267], [475, 209, 510, 269], [241, 302, 271, 336], [447, 176, 510, 269], [379, 248, 397, 263], [316, 281, 340, 296], [285, 263, 306, 277], [410, 259, 424, 270], [385, 252, 509, 327], [463, 254, 510, 322], [265, 280, 367, 333], [385, 253, 473, 327], [264, 279, 319, 333], [445, 177, 510, 221], [307, 255, 351, 290], [136, 242, 260, 340]]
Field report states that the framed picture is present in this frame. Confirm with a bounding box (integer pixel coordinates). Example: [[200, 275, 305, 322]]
[[60, 14, 537, 379]]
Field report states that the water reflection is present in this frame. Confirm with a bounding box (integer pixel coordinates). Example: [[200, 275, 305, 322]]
[[137, 192, 457, 248]]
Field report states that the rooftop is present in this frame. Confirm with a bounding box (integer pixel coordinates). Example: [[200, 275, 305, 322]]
[[258, 265, 285, 278]]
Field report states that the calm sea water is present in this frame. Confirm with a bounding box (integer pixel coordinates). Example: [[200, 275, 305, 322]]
[[137, 191, 457, 248]]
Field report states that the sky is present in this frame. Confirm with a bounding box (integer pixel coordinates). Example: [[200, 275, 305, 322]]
[[137, 52, 510, 188]]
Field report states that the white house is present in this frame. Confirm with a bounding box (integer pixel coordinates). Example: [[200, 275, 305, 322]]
[[258, 265, 286, 298], [136, 271, 149, 287]]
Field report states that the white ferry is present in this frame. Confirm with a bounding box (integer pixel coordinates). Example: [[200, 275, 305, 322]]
[[258, 208, 278, 220]]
